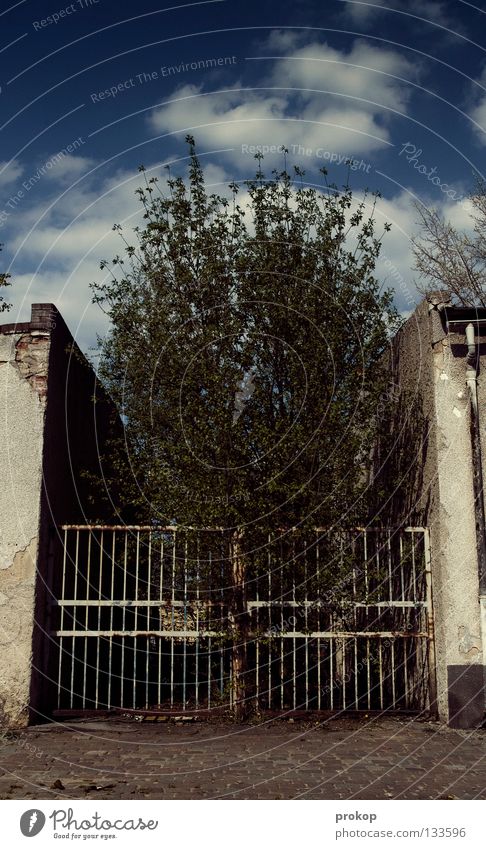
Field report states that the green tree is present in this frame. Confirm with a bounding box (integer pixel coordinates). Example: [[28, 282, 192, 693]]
[[94, 138, 397, 532]]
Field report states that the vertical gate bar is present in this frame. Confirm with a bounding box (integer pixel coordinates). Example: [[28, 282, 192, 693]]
[[363, 530, 370, 598], [411, 530, 417, 603], [57, 527, 68, 709], [145, 633, 149, 710], [208, 632, 212, 710], [353, 533, 358, 709], [398, 530, 410, 601], [293, 634, 297, 710], [160, 533, 164, 599], [304, 543, 309, 710], [388, 531, 394, 709], [183, 535, 188, 708], [219, 549, 224, 698], [170, 530, 176, 708], [363, 532, 369, 711], [145, 530, 152, 709], [378, 640, 384, 709], [255, 566, 259, 708], [82, 530, 92, 708], [279, 635, 284, 710], [208, 546, 211, 711], [133, 530, 140, 709], [305, 640, 309, 708], [95, 530, 104, 710], [342, 638, 346, 710], [107, 530, 116, 710], [371, 530, 379, 603], [195, 538, 200, 709], [121, 532, 127, 708], [158, 533, 163, 708], [268, 535, 272, 709], [292, 539, 296, 710], [280, 545, 284, 710], [69, 529, 79, 708], [402, 529, 409, 708], [366, 637, 371, 710], [404, 634, 409, 708], [375, 533, 381, 604], [364, 530, 369, 600], [424, 528, 437, 715], [410, 530, 417, 707], [399, 531, 405, 602], [329, 633, 334, 710], [317, 531, 321, 710]]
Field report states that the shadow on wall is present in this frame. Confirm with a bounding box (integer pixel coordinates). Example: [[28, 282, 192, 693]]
[[368, 359, 431, 528]]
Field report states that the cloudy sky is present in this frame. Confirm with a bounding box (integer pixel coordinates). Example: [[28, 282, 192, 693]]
[[0, 0, 484, 353]]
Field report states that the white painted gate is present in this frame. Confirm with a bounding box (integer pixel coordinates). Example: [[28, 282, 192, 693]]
[[50, 526, 436, 716]]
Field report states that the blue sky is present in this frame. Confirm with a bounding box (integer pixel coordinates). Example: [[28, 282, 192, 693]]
[[1, 0, 485, 352]]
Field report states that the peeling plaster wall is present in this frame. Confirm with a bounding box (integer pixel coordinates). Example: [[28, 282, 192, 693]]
[[381, 301, 485, 726], [0, 331, 50, 726], [431, 328, 483, 727]]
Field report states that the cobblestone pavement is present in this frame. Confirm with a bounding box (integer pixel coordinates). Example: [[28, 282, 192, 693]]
[[0, 716, 485, 800]]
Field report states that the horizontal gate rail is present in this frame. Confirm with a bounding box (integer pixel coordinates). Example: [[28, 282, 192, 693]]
[[50, 525, 435, 717], [54, 630, 429, 639]]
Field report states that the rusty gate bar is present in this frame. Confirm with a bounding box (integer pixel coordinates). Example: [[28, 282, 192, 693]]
[[51, 525, 435, 716]]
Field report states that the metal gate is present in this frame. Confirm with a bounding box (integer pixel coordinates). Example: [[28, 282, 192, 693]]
[[49, 525, 435, 716]]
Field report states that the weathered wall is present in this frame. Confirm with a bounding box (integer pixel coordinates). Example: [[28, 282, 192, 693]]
[[429, 322, 483, 727], [0, 326, 50, 726], [0, 304, 118, 726], [376, 300, 486, 726]]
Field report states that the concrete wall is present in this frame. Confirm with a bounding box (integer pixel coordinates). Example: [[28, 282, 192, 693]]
[[0, 304, 117, 727], [376, 299, 486, 727]]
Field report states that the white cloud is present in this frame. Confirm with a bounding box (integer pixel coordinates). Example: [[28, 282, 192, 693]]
[[340, 1, 377, 25], [10, 221, 122, 264], [42, 154, 97, 183], [149, 85, 395, 163], [0, 160, 24, 189], [148, 33, 417, 166], [3, 164, 154, 351], [340, 0, 453, 29], [469, 67, 486, 146], [268, 37, 414, 112]]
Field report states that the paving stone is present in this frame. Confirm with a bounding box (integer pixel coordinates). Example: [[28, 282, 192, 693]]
[[1, 717, 485, 799]]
